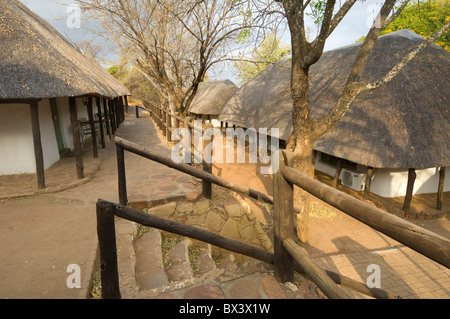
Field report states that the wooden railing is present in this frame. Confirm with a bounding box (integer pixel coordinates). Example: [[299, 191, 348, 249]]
[[273, 150, 450, 299], [96, 104, 450, 299]]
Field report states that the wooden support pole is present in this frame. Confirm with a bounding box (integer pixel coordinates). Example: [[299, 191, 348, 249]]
[[69, 97, 84, 179], [109, 99, 116, 133], [364, 167, 374, 199], [116, 144, 127, 206], [113, 97, 121, 129], [166, 107, 171, 141], [96, 97, 106, 149], [124, 95, 129, 113], [103, 98, 111, 139], [403, 168, 416, 211], [86, 96, 98, 158], [96, 201, 121, 299], [273, 150, 294, 283], [30, 100, 45, 189], [119, 96, 125, 123], [437, 167, 446, 210], [333, 158, 342, 189]]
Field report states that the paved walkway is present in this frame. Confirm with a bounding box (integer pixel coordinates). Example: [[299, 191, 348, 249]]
[[0, 107, 449, 299], [0, 110, 201, 299]]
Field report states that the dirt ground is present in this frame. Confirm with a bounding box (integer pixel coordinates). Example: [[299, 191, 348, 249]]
[[0, 195, 97, 299]]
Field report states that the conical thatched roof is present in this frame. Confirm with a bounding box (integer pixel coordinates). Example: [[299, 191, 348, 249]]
[[218, 30, 450, 169], [0, 0, 130, 100], [188, 79, 238, 116]]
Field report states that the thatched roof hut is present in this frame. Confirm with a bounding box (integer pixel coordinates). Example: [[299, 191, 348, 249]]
[[0, 0, 130, 100], [188, 80, 238, 117], [0, 0, 130, 189], [218, 29, 450, 170], [218, 30, 450, 206]]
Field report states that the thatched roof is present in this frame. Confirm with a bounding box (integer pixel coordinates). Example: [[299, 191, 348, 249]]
[[188, 80, 238, 115], [0, 0, 130, 100], [218, 30, 450, 169]]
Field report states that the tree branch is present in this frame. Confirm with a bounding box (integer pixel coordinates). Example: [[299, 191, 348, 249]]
[[364, 20, 450, 91]]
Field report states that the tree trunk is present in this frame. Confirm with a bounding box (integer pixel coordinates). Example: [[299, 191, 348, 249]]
[[286, 49, 316, 243], [292, 139, 315, 243]]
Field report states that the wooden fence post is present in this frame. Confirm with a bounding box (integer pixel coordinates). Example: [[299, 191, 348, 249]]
[[273, 150, 294, 283], [162, 107, 167, 138], [158, 106, 162, 129], [135, 105, 140, 118], [166, 107, 171, 142], [184, 116, 192, 164], [96, 200, 121, 299], [116, 144, 127, 206], [202, 123, 213, 199], [174, 112, 180, 131]]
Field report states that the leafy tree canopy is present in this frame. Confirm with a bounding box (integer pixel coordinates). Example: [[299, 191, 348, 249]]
[[232, 32, 291, 85], [381, 0, 450, 51]]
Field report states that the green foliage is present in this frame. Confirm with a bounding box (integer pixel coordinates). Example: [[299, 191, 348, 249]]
[[306, 0, 328, 25], [108, 61, 160, 104], [233, 33, 291, 85], [381, 0, 450, 51], [236, 28, 250, 44]]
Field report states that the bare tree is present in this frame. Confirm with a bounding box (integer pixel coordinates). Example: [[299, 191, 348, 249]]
[[75, 0, 274, 114], [270, 0, 450, 242]]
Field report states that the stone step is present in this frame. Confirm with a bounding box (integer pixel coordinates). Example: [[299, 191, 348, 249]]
[[133, 228, 169, 290], [192, 243, 216, 277], [115, 219, 139, 298], [164, 237, 194, 282], [118, 195, 277, 298]]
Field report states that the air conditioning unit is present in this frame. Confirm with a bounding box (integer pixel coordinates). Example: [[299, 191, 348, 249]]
[[340, 168, 366, 192]]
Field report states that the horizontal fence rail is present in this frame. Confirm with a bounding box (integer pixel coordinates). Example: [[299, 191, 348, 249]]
[[281, 165, 450, 270], [96, 199, 400, 299], [108, 137, 405, 299], [115, 136, 275, 206], [96, 110, 450, 300]]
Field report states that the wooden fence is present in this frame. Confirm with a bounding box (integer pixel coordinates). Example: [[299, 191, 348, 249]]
[[96, 130, 450, 299]]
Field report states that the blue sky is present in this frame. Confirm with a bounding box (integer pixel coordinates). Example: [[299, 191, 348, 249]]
[[20, 0, 385, 80]]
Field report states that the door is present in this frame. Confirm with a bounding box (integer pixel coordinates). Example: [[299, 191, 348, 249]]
[[50, 98, 65, 155]]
